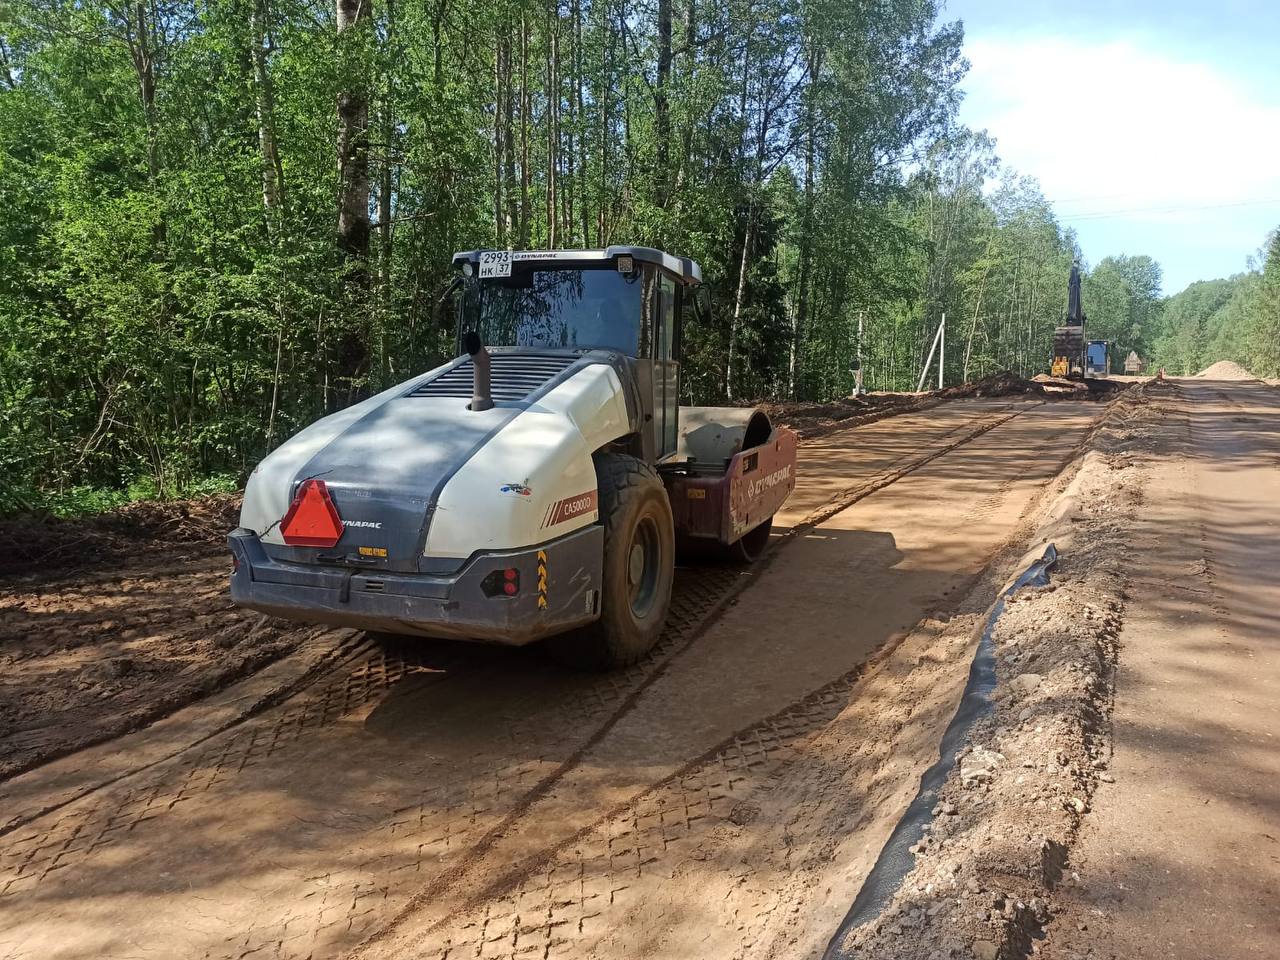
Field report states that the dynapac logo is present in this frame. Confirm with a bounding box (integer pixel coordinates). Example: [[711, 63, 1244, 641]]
[[345, 520, 383, 529], [542, 490, 598, 528], [747, 465, 791, 498]]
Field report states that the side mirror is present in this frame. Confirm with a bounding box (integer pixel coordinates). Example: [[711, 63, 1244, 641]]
[[695, 287, 712, 320], [435, 276, 462, 331]]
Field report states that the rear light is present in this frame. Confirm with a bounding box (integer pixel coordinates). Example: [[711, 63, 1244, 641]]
[[231, 554, 240, 573], [482, 567, 520, 598]]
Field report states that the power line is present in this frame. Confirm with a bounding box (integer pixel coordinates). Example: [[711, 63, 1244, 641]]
[[1058, 196, 1280, 222]]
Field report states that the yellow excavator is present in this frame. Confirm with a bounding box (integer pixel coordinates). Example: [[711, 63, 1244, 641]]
[[1051, 263, 1087, 378]]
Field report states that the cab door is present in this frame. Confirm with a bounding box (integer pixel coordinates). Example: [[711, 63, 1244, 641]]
[[655, 272, 680, 459]]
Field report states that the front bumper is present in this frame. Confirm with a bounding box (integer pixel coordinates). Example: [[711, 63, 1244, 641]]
[[228, 524, 603, 645]]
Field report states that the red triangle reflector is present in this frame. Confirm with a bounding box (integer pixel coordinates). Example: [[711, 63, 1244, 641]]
[[280, 479, 344, 548]]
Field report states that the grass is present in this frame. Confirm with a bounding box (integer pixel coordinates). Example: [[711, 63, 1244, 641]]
[[1, 473, 240, 521]]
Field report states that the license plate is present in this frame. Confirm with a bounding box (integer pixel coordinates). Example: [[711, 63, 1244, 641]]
[[478, 251, 512, 278]]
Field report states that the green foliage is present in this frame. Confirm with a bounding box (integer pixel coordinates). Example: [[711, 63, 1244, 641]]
[[0, 0, 1182, 516], [1083, 254, 1163, 367], [0, 473, 238, 519], [1150, 230, 1280, 378]]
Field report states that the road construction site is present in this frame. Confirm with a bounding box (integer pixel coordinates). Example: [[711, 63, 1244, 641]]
[[2, 374, 1277, 960]]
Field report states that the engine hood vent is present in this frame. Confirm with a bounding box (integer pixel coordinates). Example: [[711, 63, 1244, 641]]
[[407, 353, 579, 402]]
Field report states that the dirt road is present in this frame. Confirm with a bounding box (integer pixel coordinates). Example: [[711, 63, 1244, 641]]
[[0, 396, 1106, 960], [1045, 379, 1280, 959]]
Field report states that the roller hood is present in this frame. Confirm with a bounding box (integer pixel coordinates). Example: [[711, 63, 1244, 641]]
[[239, 350, 627, 572], [269, 396, 516, 571]]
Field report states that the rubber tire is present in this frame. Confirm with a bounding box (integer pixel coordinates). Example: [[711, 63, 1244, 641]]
[[546, 453, 675, 670]]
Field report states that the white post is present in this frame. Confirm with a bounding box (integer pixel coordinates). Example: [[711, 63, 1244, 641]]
[[938, 312, 946, 389], [917, 316, 944, 393], [856, 311, 865, 396]]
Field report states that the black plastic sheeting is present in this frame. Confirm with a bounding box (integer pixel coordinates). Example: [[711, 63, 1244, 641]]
[[822, 543, 1059, 959]]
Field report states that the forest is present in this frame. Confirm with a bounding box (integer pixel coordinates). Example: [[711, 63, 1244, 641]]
[[1148, 232, 1280, 378], [0, 0, 1274, 514]]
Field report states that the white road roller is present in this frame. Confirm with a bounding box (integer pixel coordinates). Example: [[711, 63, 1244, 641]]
[[229, 247, 797, 668]]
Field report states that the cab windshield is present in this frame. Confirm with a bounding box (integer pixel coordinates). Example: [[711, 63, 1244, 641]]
[[466, 265, 642, 354]]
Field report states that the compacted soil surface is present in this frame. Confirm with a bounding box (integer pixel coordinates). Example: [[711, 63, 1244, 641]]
[[827, 374, 1280, 960], [1044, 377, 1280, 960], [0, 493, 320, 781], [764, 369, 1089, 439], [0, 391, 1119, 960], [0, 554, 307, 781], [22, 377, 1271, 960]]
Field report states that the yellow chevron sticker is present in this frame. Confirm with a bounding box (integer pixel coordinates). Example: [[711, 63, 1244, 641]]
[[536, 550, 548, 610]]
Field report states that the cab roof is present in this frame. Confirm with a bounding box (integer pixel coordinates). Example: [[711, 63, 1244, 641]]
[[451, 246, 702, 285]]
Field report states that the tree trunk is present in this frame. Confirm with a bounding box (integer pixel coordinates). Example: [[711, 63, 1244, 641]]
[[131, 1, 160, 181], [545, 3, 559, 248], [673, 0, 695, 200], [654, 0, 671, 209], [336, 0, 371, 262], [791, 41, 820, 399], [251, 0, 289, 444], [519, 17, 531, 246], [597, 5, 612, 244], [334, 0, 372, 407], [501, 28, 518, 241], [378, 0, 396, 374], [562, 0, 578, 244], [962, 269, 988, 383], [431, 0, 447, 84], [493, 30, 506, 243], [575, 0, 587, 244], [726, 208, 753, 399], [250, 0, 285, 226]]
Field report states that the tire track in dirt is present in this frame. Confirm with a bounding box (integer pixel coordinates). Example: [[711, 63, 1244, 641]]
[[0, 554, 314, 783], [340, 401, 1045, 955], [347, 402, 1103, 960], [0, 398, 1059, 960]]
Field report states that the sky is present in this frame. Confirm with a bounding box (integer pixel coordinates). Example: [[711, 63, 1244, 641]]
[[944, 0, 1280, 295]]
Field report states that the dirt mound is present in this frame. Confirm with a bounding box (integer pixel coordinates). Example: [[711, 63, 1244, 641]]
[[763, 392, 931, 438], [939, 370, 1041, 399], [0, 493, 240, 578], [946, 371, 1126, 401], [939, 370, 1097, 399], [1195, 359, 1255, 380]]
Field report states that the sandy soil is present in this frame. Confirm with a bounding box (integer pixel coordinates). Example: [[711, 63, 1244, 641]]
[[762, 391, 939, 438], [764, 370, 1101, 439], [1044, 378, 1280, 960], [4, 374, 1268, 960], [0, 553, 314, 781], [827, 380, 1168, 960], [0, 492, 240, 577], [0, 494, 319, 780], [0, 394, 1112, 960], [0, 394, 1037, 793], [826, 376, 1280, 960], [1195, 360, 1256, 380]]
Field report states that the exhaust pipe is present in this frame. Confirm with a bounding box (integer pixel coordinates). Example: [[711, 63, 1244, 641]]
[[463, 331, 494, 412]]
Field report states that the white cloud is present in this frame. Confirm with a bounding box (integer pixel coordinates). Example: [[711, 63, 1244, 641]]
[[961, 36, 1280, 222]]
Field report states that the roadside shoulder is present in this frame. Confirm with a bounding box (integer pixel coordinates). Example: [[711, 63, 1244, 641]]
[[826, 380, 1173, 960]]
